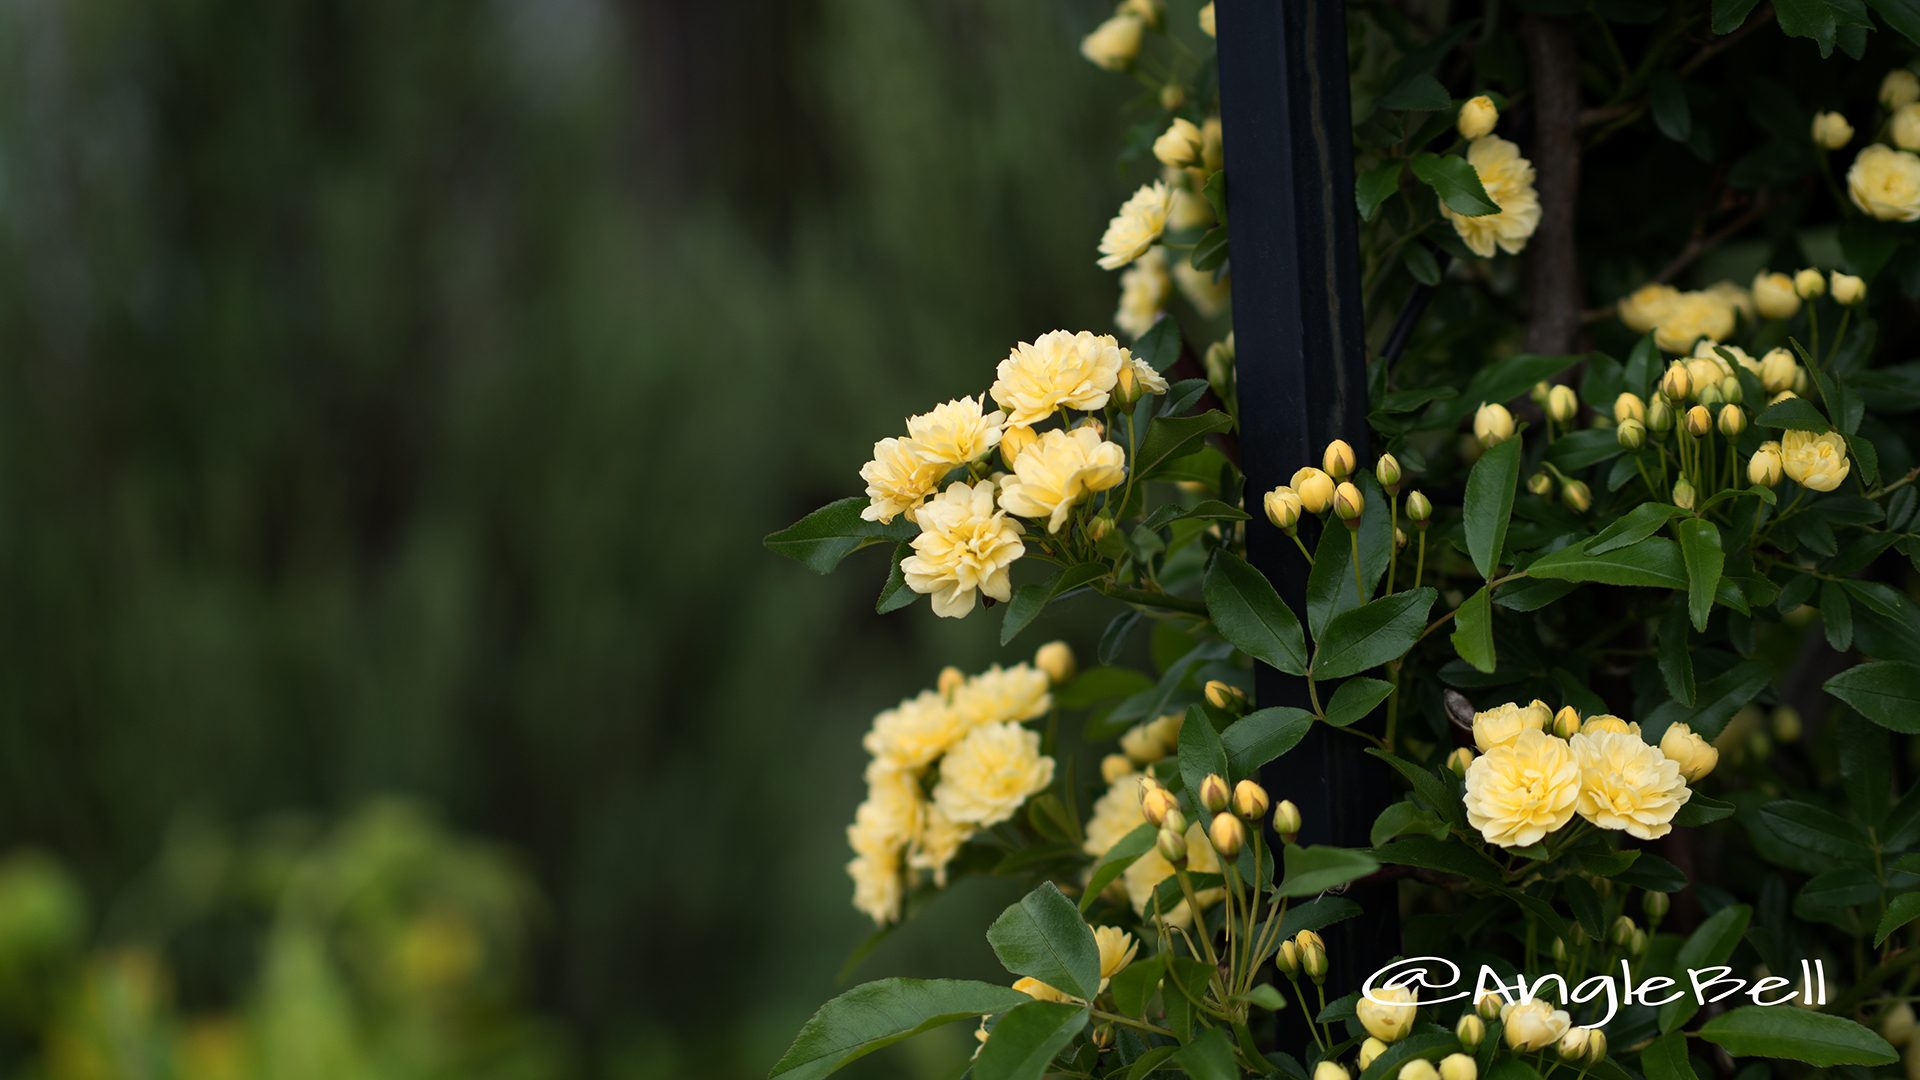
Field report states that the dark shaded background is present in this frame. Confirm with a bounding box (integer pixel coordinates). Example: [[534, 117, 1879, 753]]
[[0, 0, 1143, 1075]]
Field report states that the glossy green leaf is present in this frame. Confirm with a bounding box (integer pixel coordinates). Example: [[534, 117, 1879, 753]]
[[1223, 706, 1314, 775], [1410, 152, 1499, 216], [1641, 1031, 1698, 1080], [765, 497, 918, 575], [1528, 536, 1686, 588], [1357, 162, 1403, 221], [1324, 677, 1396, 727], [1081, 824, 1156, 912], [1001, 563, 1106, 644], [1133, 312, 1183, 372], [1588, 502, 1686, 554], [1135, 411, 1235, 479], [1755, 396, 1832, 432], [1279, 845, 1381, 898], [1179, 704, 1232, 812], [1875, 891, 1920, 946], [1698, 1006, 1895, 1066], [1463, 436, 1522, 578], [1450, 585, 1496, 674], [1677, 518, 1724, 632], [769, 978, 1031, 1080], [1108, 952, 1164, 1019], [1659, 904, 1750, 1032], [1825, 661, 1920, 733], [1205, 550, 1308, 675], [986, 883, 1101, 1002], [971, 1001, 1087, 1080], [876, 543, 917, 613], [1313, 588, 1438, 680], [1174, 1028, 1238, 1080]]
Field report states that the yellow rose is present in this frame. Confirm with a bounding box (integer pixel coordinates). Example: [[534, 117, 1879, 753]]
[[1580, 713, 1637, 736], [1000, 423, 1038, 468], [1782, 429, 1852, 492], [991, 329, 1129, 426], [1812, 111, 1855, 149], [1314, 1064, 1351, 1080], [1080, 13, 1144, 71], [1401, 1063, 1440, 1080], [1617, 282, 1680, 333], [847, 850, 904, 926], [1652, 291, 1735, 353], [1083, 776, 1148, 859], [1706, 280, 1754, 322], [1292, 467, 1336, 513], [1115, 247, 1172, 339], [1885, 69, 1920, 109], [1198, 2, 1215, 37], [1503, 1000, 1573, 1051], [864, 690, 970, 771], [1357, 983, 1419, 1043], [1571, 730, 1691, 840], [1441, 136, 1542, 257], [1153, 117, 1206, 169], [1172, 258, 1232, 316], [1094, 926, 1138, 987], [933, 721, 1056, 827], [1144, 712, 1184, 753], [1659, 722, 1719, 783], [1013, 975, 1075, 1003], [901, 480, 1026, 618], [1098, 180, 1173, 270], [1472, 701, 1548, 752], [951, 663, 1053, 728], [1849, 144, 1920, 222], [906, 396, 1006, 469], [1458, 95, 1499, 139], [860, 436, 944, 524], [1439, 1052, 1479, 1080], [1264, 485, 1303, 530], [1752, 271, 1800, 320], [996, 426, 1127, 533], [1832, 271, 1867, 306], [907, 807, 974, 887], [1463, 730, 1580, 847]]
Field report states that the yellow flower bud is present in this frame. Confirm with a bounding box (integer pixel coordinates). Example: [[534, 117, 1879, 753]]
[[1885, 69, 1920, 109], [1400, 1062, 1441, 1080], [1753, 271, 1801, 320], [1558, 1027, 1594, 1063], [1585, 1028, 1609, 1064], [1264, 485, 1303, 530], [1832, 271, 1867, 305], [1643, 889, 1671, 922], [1141, 785, 1179, 825], [1475, 990, 1505, 1020], [1232, 779, 1270, 820], [1161, 807, 1187, 836], [1773, 705, 1803, 743], [1272, 799, 1302, 842], [1200, 116, 1223, 172], [1760, 348, 1797, 393], [1697, 382, 1725, 409], [938, 666, 966, 697], [1405, 490, 1432, 525], [1088, 513, 1115, 542], [1275, 939, 1301, 977], [1356, 984, 1417, 1041], [1456, 1013, 1486, 1050], [1446, 747, 1475, 777], [1661, 362, 1693, 402], [1001, 424, 1038, 468], [1080, 12, 1145, 72], [1035, 641, 1076, 684], [1323, 438, 1357, 479], [1551, 936, 1569, 964], [1883, 1002, 1916, 1047], [1151, 117, 1206, 169], [1439, 1052, 1478, 1080], [1473, 402, 1516, 448], [1204, 680, 1246, 712], [1530, 380, 1552, 405], [1720, 375, 1744, 406], [1561, 479, 1592, 514], [1156, 824, 1188, 863], [1159, 83, 1187, 111], [1527, 471, 1554, 497], [1793, 367, 1810, 394], [1376, 452, 1403, 492], [1718, 406, 1747, 437], [1897, 102, 1920, 150], [1685, 404, 1712, 438], [1795, 267, 1827, 298], [1812, 111, 1854, 149], [1647, 395, 1674, 433], [1121, 723, 1163, 764], [1672, 478, 1697, 511], [1013, 976, 1073, 1003], [1749, 443, 1784, 487], [1394, 526, 1409, 551], [1553, 706, 1581, 739], [1333, 481, 1365, 524], [1614, 392, 1646, 423], [1357, 1037, 1387, 1069], [1314, 1063, 1353, 1080], [1611, 914, 1637, 947], [1199, 773, 1231, 813], [1458, 94, 1499, 139], [1100, 753, 1134, 784], [1617, 418, 1646, 450], [1300, 940, 1328, 980], [1292, 467, 1336, 513], [1208, 811, 1245, 856], [1547, 384, 1579, 423]]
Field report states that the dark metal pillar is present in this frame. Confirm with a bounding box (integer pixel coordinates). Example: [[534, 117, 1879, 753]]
[[1216, 0, 1398, 1000]]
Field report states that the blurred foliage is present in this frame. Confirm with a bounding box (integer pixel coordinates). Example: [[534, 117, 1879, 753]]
[[0, 0, 1122, 1076]]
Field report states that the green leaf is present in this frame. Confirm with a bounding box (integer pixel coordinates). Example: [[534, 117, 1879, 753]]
[[1761, 801, 1874, 861], [971, 1001, 1088, 1080], [1174, 1028, 1238, 1080], [1236, 983, 1288, 1011], [1649, 70, 1691, 142], [1136, 411, 1235, 479], [1108, 952, 1164, 1018], [768, 978, 1031, 1080], [1325, 677, 1396, 727], [1588, 502, 1686, 554], [1278, 845, 1381, 897], [1081, 824, 1157, 912], [985, 883, 1102, 1002], [1134, 318, 1183, 373], [765, 497, 918, 575], [1410, 152, 1499, 216], [1372, 836, 1502, 883], [1002, 563, 1107, 645], [1123, 1047, 1179, 1080], [1463, 436, 1522, 578], [1313, 588, 1438, 680], [1205, 551, 1309, 676], [1698, 1006, 1896, 1067], [1825, 662, 1920, 733], [1379, 73, 1453, 112], [1657, 602, 1695, 707], [1755, 396, 1832, 432], [1528, 536, 1685, 589], [1368, 748, 1466, 826], [1202, 170, 1228, 227], [1677, 519, 1724, 633], [1673, 792, 1735, 826], [1821, 579, 1855, 652], [1641, 1031, 1698, 1080], [1223, 707, 1315, 775], [1869, 0, 1920, 46], [1773, 0, 1841, 57], [1645, 660, 1770, 741], [1659, 904, 1750, 1032], [1191, 225, 1230, 272], [1875, 891, 1920, 946], [1450, 586, 1496, 674], [1179, 705, 1232, 814], [877, 543, 917, 613], [1357, 162, 1404, 221]]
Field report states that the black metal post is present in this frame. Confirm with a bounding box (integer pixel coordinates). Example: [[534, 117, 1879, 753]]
[[1216, 0, 1399, 1002]]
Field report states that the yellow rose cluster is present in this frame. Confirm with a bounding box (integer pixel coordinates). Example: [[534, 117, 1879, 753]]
[[1614, 281, 1751, 353], [858, 329, 1168, 618], [1442, 133, 1542, 258], [1082, 722, 1230, 926], [846, 646, 1069, 925], [1460, 701, 1714, 849], [1835, 69, 1920, 221], [1321, 981, 1606, 1079]]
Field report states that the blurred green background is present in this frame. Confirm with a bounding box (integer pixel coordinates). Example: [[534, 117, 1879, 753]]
[[0, 0, 1136, 1076]]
